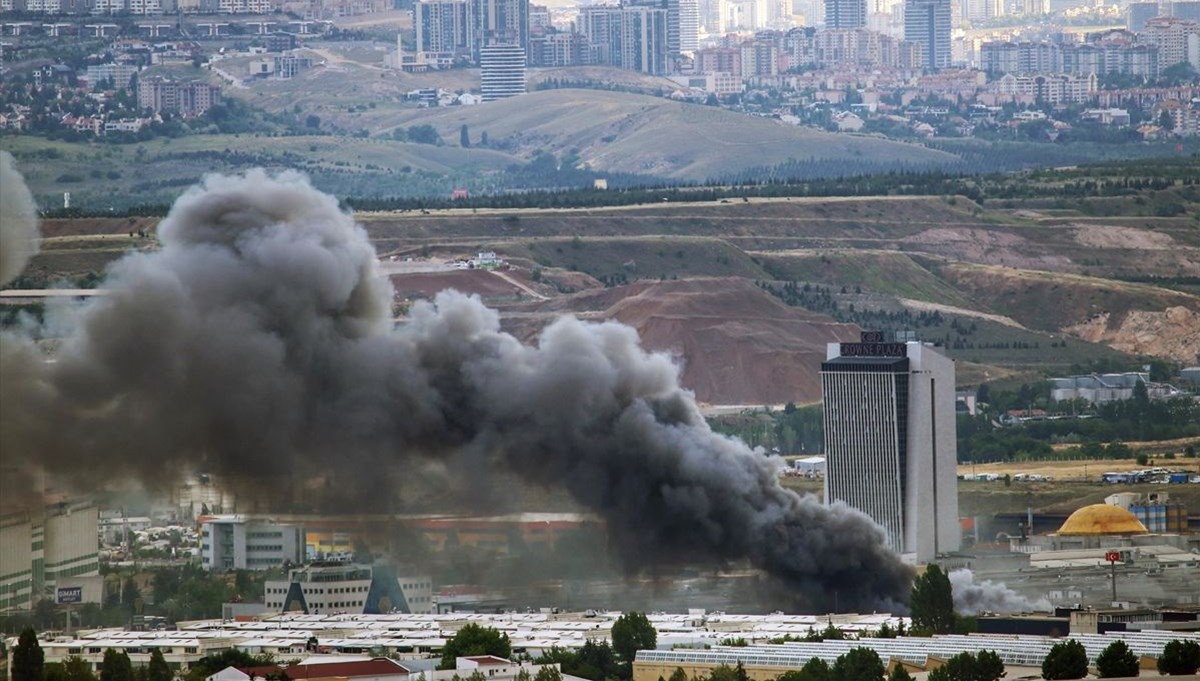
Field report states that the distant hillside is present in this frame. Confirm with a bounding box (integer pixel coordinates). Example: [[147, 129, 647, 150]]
[[392, 90, 959, 181], [502, 277, 859, 405], [16, 190, 1196, 392]]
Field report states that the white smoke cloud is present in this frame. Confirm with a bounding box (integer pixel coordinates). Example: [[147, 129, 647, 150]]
[[950, 568, 1051, 615], [0, 151, 40, 285]]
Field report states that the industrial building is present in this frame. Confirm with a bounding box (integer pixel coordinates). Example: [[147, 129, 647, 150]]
[[1106, 492, 1189, 534], [1012, 500, 1198, 553], [632, 631, 1200, 681], [0, 498, 99, 611], [13, 609, 1199, 681], [820, 334, 960, 563], [200, 515, 304, 570]]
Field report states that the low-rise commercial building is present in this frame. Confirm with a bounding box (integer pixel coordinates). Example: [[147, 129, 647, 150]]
[[200, 515, 304, 570], [264, 563, 433, 614]]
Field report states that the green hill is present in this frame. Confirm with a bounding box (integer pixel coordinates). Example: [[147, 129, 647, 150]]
[[391, 89, 959, 181]]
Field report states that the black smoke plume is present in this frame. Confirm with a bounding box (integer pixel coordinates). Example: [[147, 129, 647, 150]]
[[0, 171, 913, 610]]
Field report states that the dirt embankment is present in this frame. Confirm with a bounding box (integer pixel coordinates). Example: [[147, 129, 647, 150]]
[[503, 277, 859, 406]]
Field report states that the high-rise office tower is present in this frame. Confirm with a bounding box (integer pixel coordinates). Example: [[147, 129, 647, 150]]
[[581, 4, 669, 72], [413, 0, 528, 61], [621, 5, 670, 73], [904, 0, 951, 69], [669, 0, 700, 53], [480, 43, 527, 99], [579, 4, 625, 64], [698, 0, 727, 31], [414, 0, 471, 58], [821, 333, 960, 564], [472, 0, 531, 55], [825, 0, 866, 28]]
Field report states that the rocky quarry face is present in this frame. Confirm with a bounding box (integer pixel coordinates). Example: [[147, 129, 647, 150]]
[[1065, 306, 1200, 365]]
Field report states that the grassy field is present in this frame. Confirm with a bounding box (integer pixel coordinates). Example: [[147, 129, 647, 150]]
[[1, 134, 521, 208], [753, 250, 977, 308], [499, 236, 773, 283], [385, 90, 959, 181]]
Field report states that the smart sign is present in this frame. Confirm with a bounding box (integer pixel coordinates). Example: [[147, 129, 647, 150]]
[[56, 586, 82, 604]]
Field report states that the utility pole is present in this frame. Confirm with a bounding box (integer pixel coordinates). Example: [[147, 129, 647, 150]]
[[1106, 550, 1120, 602]]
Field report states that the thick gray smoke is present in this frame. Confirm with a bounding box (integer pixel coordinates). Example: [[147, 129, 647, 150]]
[[0, 152, 40, 285], [0, 170, 912, 610], [950, 568, 1051, 615]]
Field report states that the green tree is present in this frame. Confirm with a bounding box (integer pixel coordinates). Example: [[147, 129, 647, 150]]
[[1157, 639, 1200, 675], [47, 663, 72, 681], [460, 124, 471, 147], [910, 565, 956, 634], [100, 649, 134, 681], [975, 651, 1004, 680], [709, 666, 740, 681], [407, 124, 443, 145], [574, 641, 620, 681], [1042, 640, 1088, 680], [775, 658, 831, 681], [611, 611, 657, 662], [799, 658, 831, 681], [533, 667, 561, 681], [440, 624, 513, 669], [64, 657, 99, 681], [147, 649, 172, 681], [1158, 110, 1174, 131], [886, 666, 914, 681], [831, 648, 885, 681], [13, 627, 44, 681], [668, 668, 688, 681], [1096, 640, 1139, 678], [928, 651, 1004, 681], [819, 623, 844, 641]]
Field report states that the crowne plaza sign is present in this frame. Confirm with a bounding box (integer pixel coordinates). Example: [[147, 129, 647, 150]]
[[839, 331, 906, 358]]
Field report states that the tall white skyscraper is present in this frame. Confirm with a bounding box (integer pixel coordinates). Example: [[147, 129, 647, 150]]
[[480, 43, 527, 100], [820, 333, 960, 564], [677, 0, 701, 52]]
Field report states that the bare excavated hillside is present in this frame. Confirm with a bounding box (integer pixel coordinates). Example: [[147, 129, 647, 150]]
[[500, 278, 859, 405], [16, 193, 1197, 398], [361, 195, 1200, 370]]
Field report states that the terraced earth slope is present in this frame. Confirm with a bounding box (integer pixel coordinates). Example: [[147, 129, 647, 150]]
[[9, 192, 1199, 404]]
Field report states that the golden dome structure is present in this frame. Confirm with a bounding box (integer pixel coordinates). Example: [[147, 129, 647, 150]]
[[1057, 504, 1149, 536]]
